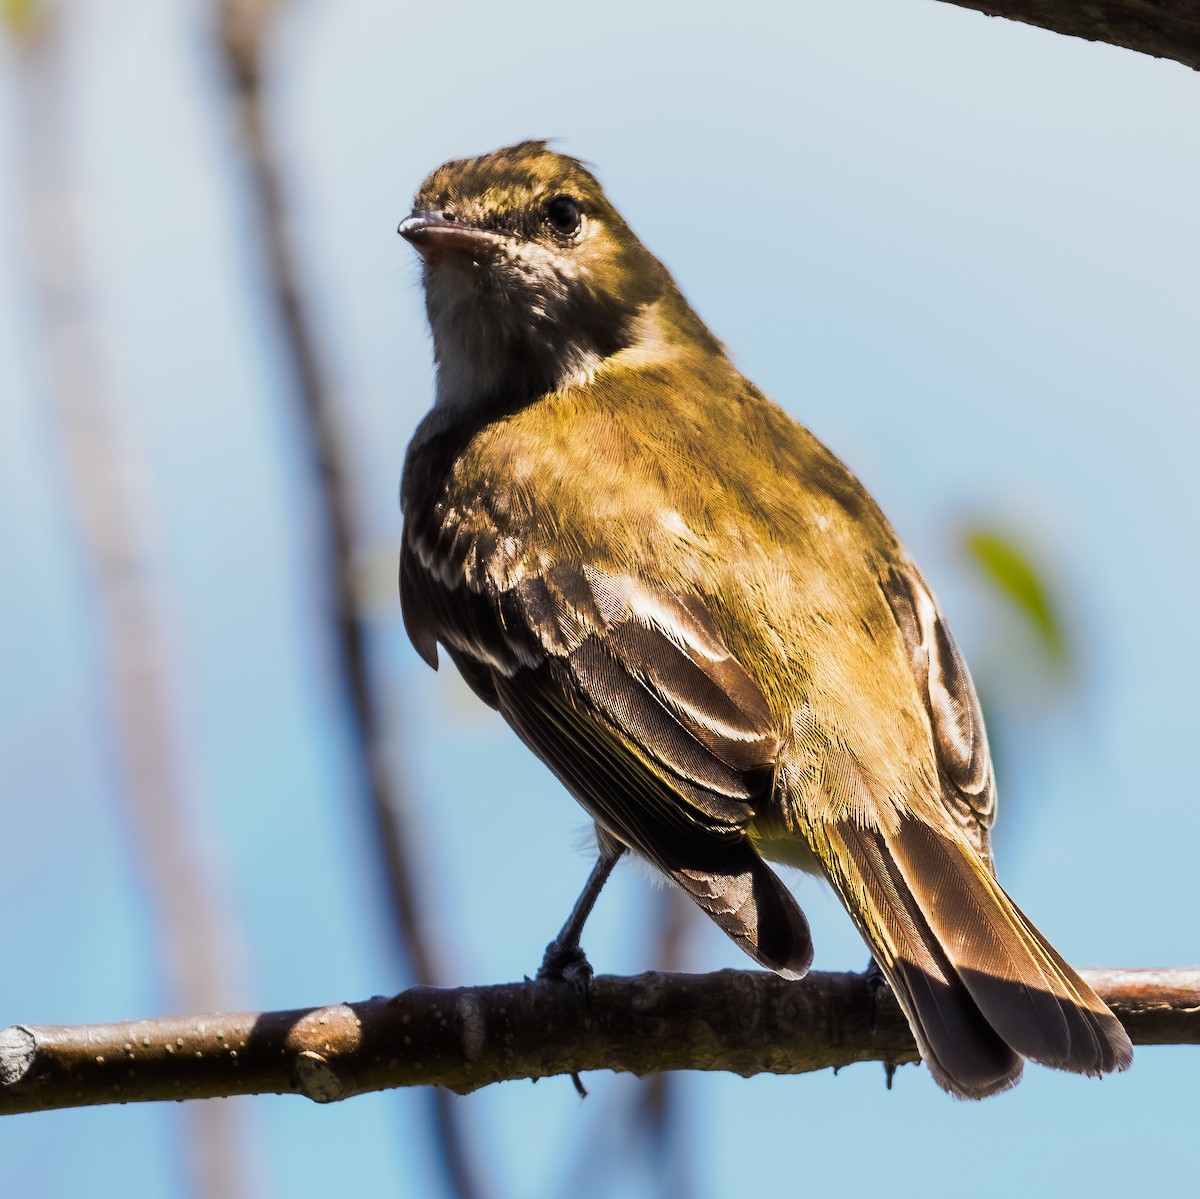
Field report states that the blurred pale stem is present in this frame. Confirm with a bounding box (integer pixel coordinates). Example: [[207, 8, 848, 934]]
[[11, 12, 255, 1198]]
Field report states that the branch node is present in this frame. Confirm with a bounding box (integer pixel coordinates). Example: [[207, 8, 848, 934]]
[[455, 993, 487, 1061], [292, 1050, 349, 1104], [0, 1027, 37, 1087]]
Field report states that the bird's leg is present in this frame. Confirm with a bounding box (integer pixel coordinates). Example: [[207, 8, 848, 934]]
[[538, 844, 625, 987], [861, 956, 891, 1021]]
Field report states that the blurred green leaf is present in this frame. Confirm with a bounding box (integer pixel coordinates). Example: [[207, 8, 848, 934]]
[[963, 526, 1070, 670], [2, 0, 46, 38]]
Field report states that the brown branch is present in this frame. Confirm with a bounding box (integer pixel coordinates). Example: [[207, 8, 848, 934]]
[[2, 968, 1196, 1117], [933, 0, 1200, 70]]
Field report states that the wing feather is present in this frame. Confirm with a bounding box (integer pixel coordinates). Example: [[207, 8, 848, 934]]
[[497, 664, 812, 977], [401, 550, 813, 978], [882, 563, 995, 857]]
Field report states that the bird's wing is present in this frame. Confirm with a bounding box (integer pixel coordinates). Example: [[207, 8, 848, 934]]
[[881, 561, 996, 860], [401, 553, 813, 978]]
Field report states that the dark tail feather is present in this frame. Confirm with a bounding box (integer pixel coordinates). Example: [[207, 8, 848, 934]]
[[887, 819, 1133, 1078], [831, 818, 1023, 1098], [669, 843, 814, 980], [821, 815, 1131, 1098]]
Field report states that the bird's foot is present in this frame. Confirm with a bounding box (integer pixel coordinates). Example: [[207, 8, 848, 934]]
[[537, 938, 595, 995], [538, 938, 595, 1098]]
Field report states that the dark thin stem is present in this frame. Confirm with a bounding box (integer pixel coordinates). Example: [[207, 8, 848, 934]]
[[214, 5, 484, 1199], [933, 0, 1200, 71], [216, 0, 436, 986]]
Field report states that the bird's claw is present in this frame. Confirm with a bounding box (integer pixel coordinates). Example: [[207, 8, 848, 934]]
[[861, 958, 902, 1089], [538, 939, 595, 995]]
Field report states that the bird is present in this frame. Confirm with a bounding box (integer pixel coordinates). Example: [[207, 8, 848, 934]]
[[395, 139, 1132, 1098]]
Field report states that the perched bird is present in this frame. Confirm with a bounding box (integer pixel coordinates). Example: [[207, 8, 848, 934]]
[[396, 140, 1132, 1098]]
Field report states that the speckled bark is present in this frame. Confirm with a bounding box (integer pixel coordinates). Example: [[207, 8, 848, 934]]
[[1, 968, 1196, 1116]]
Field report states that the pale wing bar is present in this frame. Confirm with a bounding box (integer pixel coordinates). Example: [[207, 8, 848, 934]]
[[882, 563, 996, 857]]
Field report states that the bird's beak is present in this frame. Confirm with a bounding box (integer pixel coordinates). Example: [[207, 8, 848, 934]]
[[397, 211, 505, 258]]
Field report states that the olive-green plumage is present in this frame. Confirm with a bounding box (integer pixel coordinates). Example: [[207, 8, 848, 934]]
[[398, 141, 1132, 1098]]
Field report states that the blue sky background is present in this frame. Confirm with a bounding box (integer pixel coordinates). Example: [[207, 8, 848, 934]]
[[0, 1, 1197, 1196]]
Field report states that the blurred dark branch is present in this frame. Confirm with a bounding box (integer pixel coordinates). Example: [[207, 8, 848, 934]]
[[217, 0, 438, 997], [1, 968, 1195, 1116], [569, 890, 696, 1199], [214, 5, 485, 1199], [933, 0, 1200, 69], [12, 14, 254, 1198], [627, 890, 694, 1199]]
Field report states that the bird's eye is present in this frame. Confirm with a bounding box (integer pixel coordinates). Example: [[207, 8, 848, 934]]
[[544, 194, 582, 237]]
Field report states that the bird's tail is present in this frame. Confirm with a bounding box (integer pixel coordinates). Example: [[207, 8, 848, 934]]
[[813, 814, 1132, 1098]]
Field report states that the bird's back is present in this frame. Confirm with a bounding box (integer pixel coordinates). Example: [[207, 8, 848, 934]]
[[422, 345, 943, 832]]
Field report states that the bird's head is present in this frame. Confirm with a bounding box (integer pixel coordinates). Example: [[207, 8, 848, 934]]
[[399, 141, 714, 410]]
